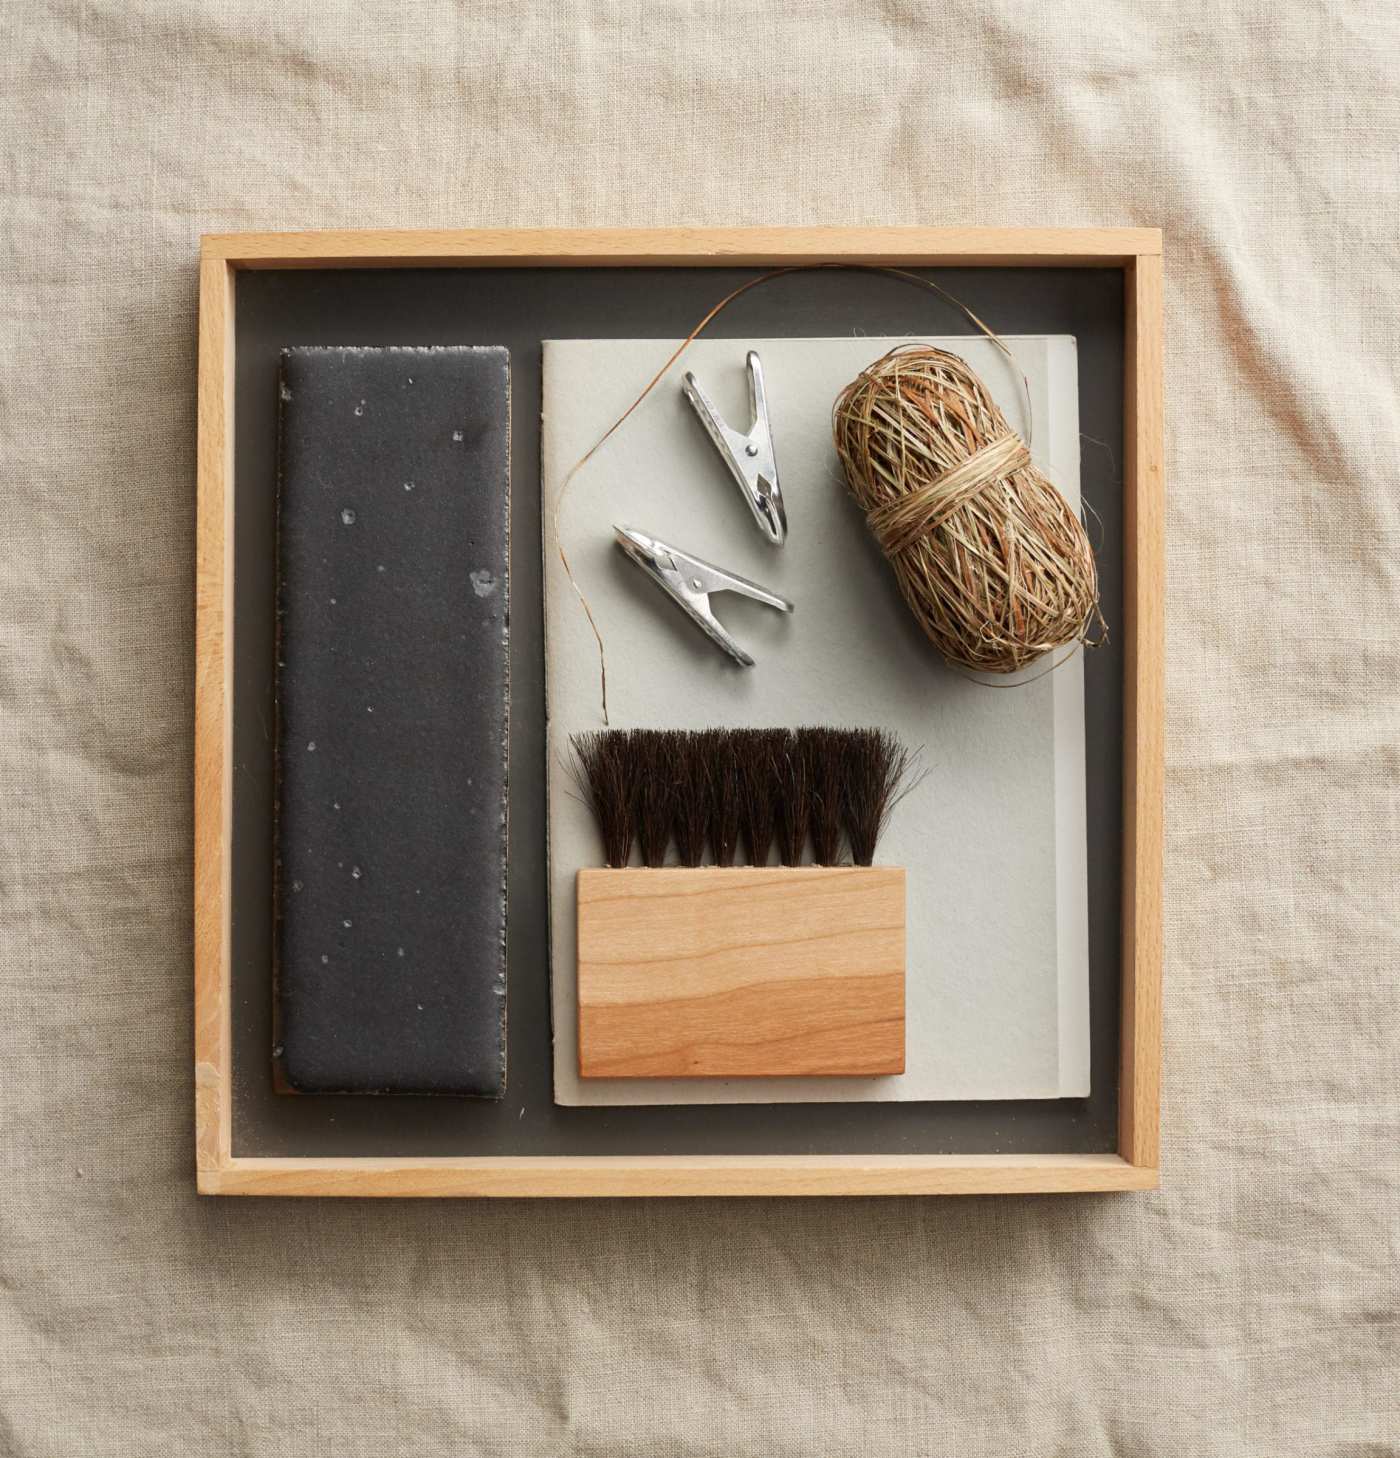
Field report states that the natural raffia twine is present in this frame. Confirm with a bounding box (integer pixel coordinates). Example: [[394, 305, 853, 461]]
[[833, 344, 1106, 675]]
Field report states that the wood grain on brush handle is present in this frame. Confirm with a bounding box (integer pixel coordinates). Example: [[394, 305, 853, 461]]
[[576, 866, 906, 1079]]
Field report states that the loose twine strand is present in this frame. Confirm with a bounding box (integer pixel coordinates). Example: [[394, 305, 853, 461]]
[[550, 264, 1100, 722]]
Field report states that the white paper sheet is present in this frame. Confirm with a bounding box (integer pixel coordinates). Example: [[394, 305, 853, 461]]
[[542, 336, 1090, 1105]]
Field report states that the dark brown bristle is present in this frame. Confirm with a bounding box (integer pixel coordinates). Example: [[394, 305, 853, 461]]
[[736, 728, 782, 866], [631, 729, 675, 867], [568, 730, 634, 867], [840, 728, 915, 865], [569, 726, 915, 871], [774, 730, 809, 866], [700, 728, 740, 866], [800, 726, 845, 864], [672, 731, 709, 867]]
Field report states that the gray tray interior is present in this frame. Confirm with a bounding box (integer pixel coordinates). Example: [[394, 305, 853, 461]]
[[230, 265, 1125, 1157]]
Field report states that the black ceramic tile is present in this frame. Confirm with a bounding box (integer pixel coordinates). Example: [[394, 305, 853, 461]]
[[274, 346, 509, 1096]]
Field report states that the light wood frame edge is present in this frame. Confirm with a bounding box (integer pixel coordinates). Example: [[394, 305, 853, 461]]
[[198, 1153, 1155, 1198], [194, 226, 1164, 1197], [1118, 252, 1165, 1168], [201, 226, 1160, 269], [195, 255, 234, 1177]]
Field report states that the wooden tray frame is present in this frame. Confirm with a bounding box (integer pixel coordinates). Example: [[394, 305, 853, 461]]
[[195, 227, 1163, 1197]]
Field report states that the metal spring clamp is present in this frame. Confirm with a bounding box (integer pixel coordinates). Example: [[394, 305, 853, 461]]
[[613, 525, 792, 667], [682, 350, 787, 546]]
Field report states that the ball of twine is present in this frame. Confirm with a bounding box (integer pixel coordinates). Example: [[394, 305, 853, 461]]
[[833, 344, 1105, 675]]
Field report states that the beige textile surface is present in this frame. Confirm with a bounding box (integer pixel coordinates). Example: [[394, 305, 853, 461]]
[[2, 0, 1397, 1453]]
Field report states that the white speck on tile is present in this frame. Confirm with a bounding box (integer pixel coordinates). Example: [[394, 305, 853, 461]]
[[451, 429, 464, 442], [340, 508, 356, 525], [353, 400, 365, 416], [403, 480, 415, 492], [351, 866, 362, 879], [279, 382, 292, 402], [342, 919, 352, 928], [396, 947, 404, 957], [306, 740, 317, 752], [470, 569, 497, 598]]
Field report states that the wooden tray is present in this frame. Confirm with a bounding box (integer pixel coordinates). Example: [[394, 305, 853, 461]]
[[194, 227, 1163, 1197]]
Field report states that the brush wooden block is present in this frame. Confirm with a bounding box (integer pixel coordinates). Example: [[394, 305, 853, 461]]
[[576, 866, 906, 1079]]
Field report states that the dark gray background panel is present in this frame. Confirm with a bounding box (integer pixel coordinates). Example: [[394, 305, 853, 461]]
[[230, 265, 1125, 1157]]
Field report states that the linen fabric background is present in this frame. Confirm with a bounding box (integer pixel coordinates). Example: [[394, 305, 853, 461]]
[[2, 1, 1397, 1453]]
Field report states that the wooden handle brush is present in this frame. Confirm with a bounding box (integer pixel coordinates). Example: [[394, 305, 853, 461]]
[[570, 727, 913, 1079]]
